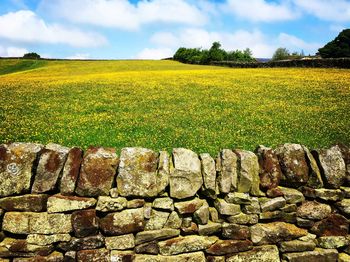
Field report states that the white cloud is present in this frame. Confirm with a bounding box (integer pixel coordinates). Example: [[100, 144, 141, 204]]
[[39, 0, 207, 31], [277, 33, 321, 54], [293, 0, 350, 22], [0, 45, 28, 57], [66, 53, 91, 60], [224, 0, 298, 22], [136, 47, 174, 59], [0, 10, 107, 47]]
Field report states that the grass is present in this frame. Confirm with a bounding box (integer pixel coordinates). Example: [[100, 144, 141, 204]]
[[0, 59, 349, 155]]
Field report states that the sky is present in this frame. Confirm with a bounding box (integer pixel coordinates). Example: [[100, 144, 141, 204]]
[[0, 0, 349, 59]]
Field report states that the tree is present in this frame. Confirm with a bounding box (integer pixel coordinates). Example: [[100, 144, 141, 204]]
[[318, 29, 350, 58], [208, 42, 226, 62], [272, 48, 290, 61], [23, 52, 40, 59]]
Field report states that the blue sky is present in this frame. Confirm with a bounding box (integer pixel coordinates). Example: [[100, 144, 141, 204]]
[[0, 0, 349, 59]]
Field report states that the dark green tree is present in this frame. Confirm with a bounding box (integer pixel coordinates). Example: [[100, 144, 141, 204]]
[[318, 29, 350, 58], [208, 42, 226, 62], [272, 48, 290, 61], [23, 52, 41, 59]]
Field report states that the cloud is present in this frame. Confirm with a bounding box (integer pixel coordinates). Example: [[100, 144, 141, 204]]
[[224, 0, 298, 22], [65, 53, 91, 60], [38, 0, 207, 31], [136, 47, 174, 59], [0, 10, 107, 47], [278, 33, 321, 52], [0, 45, 28, 57], [293, 0, 350, 22]]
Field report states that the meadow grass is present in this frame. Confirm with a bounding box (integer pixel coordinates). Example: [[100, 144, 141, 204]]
[[0, 59, 349, 155]]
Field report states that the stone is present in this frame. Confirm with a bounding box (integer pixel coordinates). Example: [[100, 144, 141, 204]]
[[198, 222, 222, 236], [152, 198, 174, 211], [135, 241, 159, 254], [337, 144, 350, 178], [72, 209, 99, 238], [64, 251, 76, 262], [27, 234, 71, 246], [2, 212, 72, 234], [297, 201, 331, 220], [281, 212, 297, 223], [95, 196, 127, 212], [77, 249, 110, 262], [200, 153, 217, 198], [206, 239, 253, 255], [135, 228, 180, 245], [313, 145, 346, 188], [250, 222, 307, 245], [180, 222, 198, 235], [164, 211, 182, 229], [278, 186, 305, 204], [174, 198, 204, 214], [193, 201, 209, 225], [214, 198, 241, 216], [143, 203, 152, 219], [336, 198, 350, 215], [225, 192, 252, 204], [12, 251, 64, 262], [206, 256, 225, 262], [259, 211, 282, 220], [266, 187, 284, 197], [109, 188, 119, 198], [297, 217, 315, 228], [260, 197, 286, 212], [76, 146, 119, 197], [110, 251, 134, 261], [226, 245, 280, 262], [216, 149, 237, 193], [314, 188, 344, 201], [0, 194, 48, 212], [282, 248, 338, 262], [0, 238, 54, 257], [311, 213, 349, 236], [105, 234, 135, 250], [117, 148, 167, 197], [158, 235, 218, 255], [169, 148, 202, 199], [59, 147, 83, 195], [341, 186, 350, 197], [100, 208, 144, 236], [275, 143, 309, 186], [145, 209, 170, 230], [255, 145, 282, 190], [281, 204, 297, 213], [317, 236, 349, 249], [0, 143, 43, 197], [339, 253, 350, 262], [279, 240, 316, 252], [32, 143, 69, 193], [227, 213, 258, 225], [222, 223, 250, 240], [47, 194, 96, 213], [57, 235, 105, 251], [235, 150, 261, 195], [133, 252, 206, 262], [127, 199, 145, 209], [157, 150, 171, 193], [303, 146, 324, 188], [299, 233, 317, 242], [242, 197, 260, 214], [209, 207, 220, 222]]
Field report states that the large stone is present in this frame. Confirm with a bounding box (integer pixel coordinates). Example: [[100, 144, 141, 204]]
[[100, 208, 144, 236], [32, 143, 69, 193], [200, 153, 217, 198], [206, 239, 253, 255], [59, 147, 83, 195], [57, 234, 105, 251], [145, 209, 169, 230], [47, 194, 96, 213], [216, 149, 237, 193], [2, 212, 72, 234], [0, 143, 43, 197], [314, 188, 344, 201], [214, 198, 240, 216], [95, 196, 127, 212], [127, 199, 145, 209], [76, 146, 119, 196], [303, 146, 324, 188], [226, 245, 280, 262], [225, 192, 252, 204], [317, 236, 349, 249], [313, 145, 346, 188], [117, 148, 167, 197], [174, 198, 204, 214], [275, 143, 309, 186], [26, 234, 71, 246], [282, 248, 338, 262], [235, 150, 261, 195], [255, 145, 282, 190], [259, 197, 286, 212], [158, 235, 218, 255], [251, 222, 307, 245], [198, 222, 222, 236], [278, 186, 305, 204], [222, 223, 250, 240], [0, 238, 54, 257], [227, 213, 258, 225], [194, 202, 209, 225], [72, 209, 99, 238], [164, 211, 182, 229], [12, 251, 64, 262], [133, 252, 206, 262], [0, 194, 48, 212], [339, 253, 350, 262], [169, 148, 202, 199], [77, 249, 110, 262], [297, 201, 331, 220], [105, 234, 135, 250], [152, 198, 174, 211], [279, 239, 316, 252], [135, 228, 180, 245], [336, 198, 350, 215]]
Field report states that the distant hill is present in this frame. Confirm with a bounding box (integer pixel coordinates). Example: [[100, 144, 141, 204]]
[[256, 58, 271, 63]]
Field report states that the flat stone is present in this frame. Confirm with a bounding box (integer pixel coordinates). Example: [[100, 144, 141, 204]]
[[281, 204, 297, 213], [77, 249, 110, 262], [127, 199, 145, 209], [158, 235, 218, 255], [336, 198, 350, 215], [214, 198, 240, 216], [216, 149, 237, 193], [110, 250, 135, 261], [200, 153, 217, 198], [259, 210, 282, 220], [76, 146, 119, 196], [279, 240, 316, 252], [164, 211, 182, 229], [47, 194, 96, 213], [57, 234, 105, 251], [2, 212, 72, 234], [193, 201, 209, 225], [133, 252, 206, 262], [260, 196, 286, 212], [145, 209, 170, 230], [281, 212, 297, 223], [299, 233, 317, 242], [72, 209, 99, 238], [242, 197, 260, 214], [105, 234, 135, 250], [135, 228, 180, 245], [255, 145, 282, 190], [152, 198, 174, 211], [339, 253, 350, 262], [0, 194, 48, 212], [11, 251, 64, 262], [135, 241, 159, 254], [297, 217, 315, 228], [174, 198, 204, 214], [226, 245, 280, 262], [266, 187, 284, 197], [341, 186, 350, 197], [169, 148, 202, 199], [95, 196, 127, 212], [0, 143, 43, 197], [311, 213, 349, 236], [0, 238, 54, 257], [59, 147, 83, 195], [198, 222, 222, 236], [317, 236, 349, 248], [227, 213, 258, 225], [100, 208, 144, 236], [278, 186, 305, 204], [282, 248, 338, 262], [275, 143, 309, 186], [206, 239, 253, 255], [32, 143, 69, 193], [222, 223, 250, 240], [251, 222, 307, 245], [26, 234, 71, 246], [303, 146, 324, 188], [225, 192, 252, 204], [297, 201, 331, 220]]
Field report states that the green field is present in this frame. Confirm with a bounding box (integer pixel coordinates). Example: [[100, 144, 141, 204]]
[[0, 59, 349, 155]]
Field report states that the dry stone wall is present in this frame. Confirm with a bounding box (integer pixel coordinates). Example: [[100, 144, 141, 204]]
[[0, 142, 350, 262]]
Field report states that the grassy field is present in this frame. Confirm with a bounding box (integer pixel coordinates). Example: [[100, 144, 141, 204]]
[[0, 59, 349, 155]]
